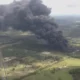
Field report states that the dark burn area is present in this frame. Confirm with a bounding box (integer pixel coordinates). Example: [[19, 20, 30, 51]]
[[0, 0, 69, 51]]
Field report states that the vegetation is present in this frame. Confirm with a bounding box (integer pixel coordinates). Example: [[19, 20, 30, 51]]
[[69, 68, 80, 80], [0, 34, 78, 80], [0, 0, 80, 80]]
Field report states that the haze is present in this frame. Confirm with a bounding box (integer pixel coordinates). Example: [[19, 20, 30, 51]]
[[0, 0, 80, 16]]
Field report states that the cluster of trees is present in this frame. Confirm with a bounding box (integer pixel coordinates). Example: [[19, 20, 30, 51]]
[[69, 26, 80, 37], [69, 68, 80, 80], [0, 0, 69, 51]]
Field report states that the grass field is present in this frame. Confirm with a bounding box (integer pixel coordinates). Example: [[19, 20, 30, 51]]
[[0, 33, 80, 80]]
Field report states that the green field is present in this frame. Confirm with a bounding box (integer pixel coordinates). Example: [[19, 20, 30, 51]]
[[0, 34, 80, 80]]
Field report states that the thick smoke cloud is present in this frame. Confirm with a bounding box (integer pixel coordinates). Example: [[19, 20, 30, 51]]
[[0, 0, 69, 51]]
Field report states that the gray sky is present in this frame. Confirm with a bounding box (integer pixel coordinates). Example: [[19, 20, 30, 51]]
[[0, 0, 80, 16]]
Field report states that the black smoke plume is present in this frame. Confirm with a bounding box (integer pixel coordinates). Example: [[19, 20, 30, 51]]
[[0, 0, 69, 51]]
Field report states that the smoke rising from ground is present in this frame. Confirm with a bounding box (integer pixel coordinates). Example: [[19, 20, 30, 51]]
[[0, 0, 69, 51]]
